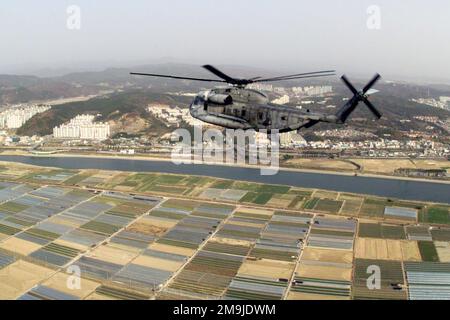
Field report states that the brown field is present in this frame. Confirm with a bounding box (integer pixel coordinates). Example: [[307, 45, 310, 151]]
[[46, 216, 85, 228], [86, 245, 138, 265], [238, 259, 295, 280], [132, 255, 184, 272], [267, 194, 296, 208], [0, 161, 34, 178], [301, 247, 353, 265], [287, 291, 350, 300], [338, 194, 364, 216], [412, 159, 450, 170], [227, 219, 265, 229], [0, 237, 42, 256], [210, 236, 253, 248], [127, 222, 167, 237], [313, 190, 339, 200], [238, 207, 274, 216], [140, 216, 178, 229], [400, 241, 422, 261], [340, 200, 363, 216], [149, 243, 196, 257], [350, 159, 416, 174], [113, 185, 135, 192], [296, 263, 352, 282], [354, 238, 403, 260], [349, 159, 450, 175], [435, 241, 450, 262], [185, 186, 206, 198], [85, 292, 118, 300], [101, 172, 131, 188], [43, 271, 100, 298], [284, 159, 357, 171], [0, 260, 54, 299], [53, 239, 89, 252], [338, 194, 365, 202], [106, 241, 143, 255]]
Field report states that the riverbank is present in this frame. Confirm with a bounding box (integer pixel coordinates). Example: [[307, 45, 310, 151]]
[[1, 150, 449, 185], [0, 154, 449, 203]]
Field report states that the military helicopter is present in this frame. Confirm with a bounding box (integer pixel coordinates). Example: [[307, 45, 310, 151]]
[[131, 65, 381, 133]]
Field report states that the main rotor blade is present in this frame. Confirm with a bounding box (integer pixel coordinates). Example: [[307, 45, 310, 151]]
[[130, 72, 226, 83], [303, 119, 320, 128], [341, 75, 358, 95], [362, 97, 382, 119], [363, 73, 382, 94], [202, 65, 237, 83], [257, 70, 336, 82], [254, 73, 335, 83]]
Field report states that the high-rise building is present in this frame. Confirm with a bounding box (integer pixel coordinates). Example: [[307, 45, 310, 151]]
[[0, 104, 51, 129], [53, 114, 110, 140]]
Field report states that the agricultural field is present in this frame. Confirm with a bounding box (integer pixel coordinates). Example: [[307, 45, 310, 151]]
[[1, 163, 450, 299], [5, 163, 447, 225]]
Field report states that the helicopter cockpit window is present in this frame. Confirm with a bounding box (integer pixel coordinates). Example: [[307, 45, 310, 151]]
[[193, 96, 203, 106]]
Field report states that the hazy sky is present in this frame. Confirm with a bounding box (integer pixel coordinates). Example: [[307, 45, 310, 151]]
[[1, 0, 449, 82]]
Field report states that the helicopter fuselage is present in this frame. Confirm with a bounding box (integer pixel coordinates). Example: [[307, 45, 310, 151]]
[[132, 66, 381, 131], [189, 86, 338, 132]]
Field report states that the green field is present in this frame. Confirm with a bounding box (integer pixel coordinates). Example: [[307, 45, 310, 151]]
[[233, 182, 290, 194], [418, 241, 440, 262], [211, 180, 235, 189], [420, 206, 450, 224], [314, 199, 343, 213], [303, 197, 320, 210], [359, 198, 386, 217], [0, 202, 29, 214], [239, 192, 258, 203], [359, 223, 406, 239], [252, 192, 273, 205], [81, 221, 120, 236], [63, 173, 92, 185]]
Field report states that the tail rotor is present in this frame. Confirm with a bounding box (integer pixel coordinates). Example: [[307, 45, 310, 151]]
[[337, 74, 382, 122]]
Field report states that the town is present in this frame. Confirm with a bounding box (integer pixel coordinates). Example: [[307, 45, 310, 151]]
[[0, 71, 449, 187], [0, 85, 449, 168]]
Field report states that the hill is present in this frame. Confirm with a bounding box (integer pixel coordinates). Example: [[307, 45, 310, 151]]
[[0, 74, 100, 105], [17, 90, 192, 136]]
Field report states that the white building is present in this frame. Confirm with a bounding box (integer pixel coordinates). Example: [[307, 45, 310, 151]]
[[53, 114, 110, 140], [254, 132, 271, 146], [271, 95, 290, 105], [147, 104, 206, 127], [280, 132, 293, 146], [0, 104, 51, 129], [303, 86, 333, 96], [247, 83, 273, 92]]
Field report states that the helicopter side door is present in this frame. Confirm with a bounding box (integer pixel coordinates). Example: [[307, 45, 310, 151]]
[[256, 107, 271, 127]]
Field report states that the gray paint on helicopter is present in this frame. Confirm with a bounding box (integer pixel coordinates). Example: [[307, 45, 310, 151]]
[[131, 65, 382, 133]]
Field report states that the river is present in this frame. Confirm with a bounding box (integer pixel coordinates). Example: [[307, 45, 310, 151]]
[[0, 155, 448, 204]]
